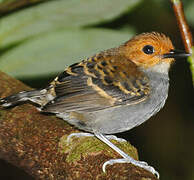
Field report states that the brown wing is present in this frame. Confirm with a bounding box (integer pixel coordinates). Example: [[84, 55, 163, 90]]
[[42, 51, 150, 113]]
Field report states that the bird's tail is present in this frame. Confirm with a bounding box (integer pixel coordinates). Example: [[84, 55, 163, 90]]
[[0, 87, 55, 108]]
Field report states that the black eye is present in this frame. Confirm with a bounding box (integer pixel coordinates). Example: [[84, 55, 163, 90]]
[[142, 45, 155, 55]]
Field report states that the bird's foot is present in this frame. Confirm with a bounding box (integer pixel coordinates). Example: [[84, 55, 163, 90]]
[[66, 132, 159, 178], [103, 158, 159, 178], [105, 135, 126, 142]]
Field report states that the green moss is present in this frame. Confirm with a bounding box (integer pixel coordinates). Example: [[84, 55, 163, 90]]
[[0, 109, 7, 121], [58, 134, 138, 163]]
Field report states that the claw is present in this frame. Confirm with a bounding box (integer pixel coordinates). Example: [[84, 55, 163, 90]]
[[105, 135, 126, 142], [137, 161, 148, 166], [102, 158, 159, 179], [102, 159, 127, 173]]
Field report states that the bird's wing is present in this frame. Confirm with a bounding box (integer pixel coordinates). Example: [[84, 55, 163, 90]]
[[42, 52, 150, 113]]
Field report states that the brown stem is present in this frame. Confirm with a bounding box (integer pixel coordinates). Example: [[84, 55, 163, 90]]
[[0, 71, 157, 179], [170, 0, 193, 53], [171, 0, 194, 85]]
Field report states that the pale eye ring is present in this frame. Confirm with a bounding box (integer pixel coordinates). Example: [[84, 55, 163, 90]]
[[142, 45, 155, 55]]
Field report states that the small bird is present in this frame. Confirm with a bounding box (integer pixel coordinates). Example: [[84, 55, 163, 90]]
[[0, 32, 190, 178]]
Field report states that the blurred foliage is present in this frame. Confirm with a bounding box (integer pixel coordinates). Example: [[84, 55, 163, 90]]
[[188, 47, 194, 85], [0, 0, 193, 180], [185, 1, 194, 27], [0, 0, 48, 15], [0, 29, 133, 78], [0, 0, 140, 78], [0, 0, 47, 14], [0, 0, 139, 47]]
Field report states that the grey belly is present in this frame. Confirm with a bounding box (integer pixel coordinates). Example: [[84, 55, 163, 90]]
[[57, 74, 169, 134], [90, 95, 167, 134], [57, 86, 168, 134]]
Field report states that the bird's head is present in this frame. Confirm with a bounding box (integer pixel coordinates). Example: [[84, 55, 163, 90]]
[[122, 32, 190, 73]]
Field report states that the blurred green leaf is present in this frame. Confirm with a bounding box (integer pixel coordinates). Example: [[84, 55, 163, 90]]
[[185, 1, 194, 27], [188, 47, 194, 86], [0, 0, 46, 14], [0, 0, 13, 4], [0, 0, 141, 48], [0, 28, 134, 78]]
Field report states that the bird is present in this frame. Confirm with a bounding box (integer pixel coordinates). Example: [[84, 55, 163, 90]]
[[0, 32, 190, 178]]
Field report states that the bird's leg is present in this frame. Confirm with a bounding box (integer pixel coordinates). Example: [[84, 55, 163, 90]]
[[66, 132, 126, 144], [94, 132, 159, 179], [66, 132, 159, 178]]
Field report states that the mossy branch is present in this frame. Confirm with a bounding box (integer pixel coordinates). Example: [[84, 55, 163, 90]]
[[0, 71, 157, 179]]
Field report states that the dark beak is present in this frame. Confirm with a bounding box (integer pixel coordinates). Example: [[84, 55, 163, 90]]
[[163, 49, 191, 59]]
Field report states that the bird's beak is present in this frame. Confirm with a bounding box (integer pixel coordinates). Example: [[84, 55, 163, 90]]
[[163, 49, 191, 59]]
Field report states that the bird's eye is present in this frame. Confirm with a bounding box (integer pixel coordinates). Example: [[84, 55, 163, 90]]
[[142, 45, 155, 55]]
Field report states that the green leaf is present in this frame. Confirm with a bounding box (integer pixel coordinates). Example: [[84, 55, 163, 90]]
[[0, 28, 134, 79], [0, 0, 13, 4], [185, 1, 194, 27], [0, 0, 46, 14], [0, 0, 141, 48]]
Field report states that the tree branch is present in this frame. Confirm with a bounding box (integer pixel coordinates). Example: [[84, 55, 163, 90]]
[[0, 71, 157, 179], [170, 0, 194, 85]]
